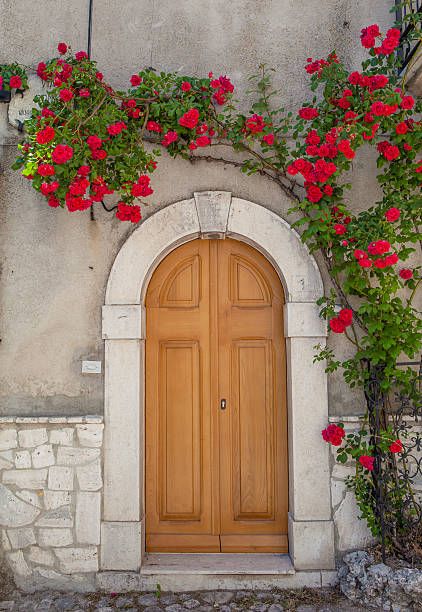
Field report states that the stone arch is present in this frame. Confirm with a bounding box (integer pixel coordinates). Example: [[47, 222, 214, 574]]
[[100, 191, 334, 573]]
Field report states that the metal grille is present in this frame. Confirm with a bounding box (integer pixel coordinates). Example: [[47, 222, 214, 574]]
[[395, 0, 422, 71], [364, 357, 422, 562]]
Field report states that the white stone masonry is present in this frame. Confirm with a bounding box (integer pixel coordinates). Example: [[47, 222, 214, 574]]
[[0, 417, 103, 592]]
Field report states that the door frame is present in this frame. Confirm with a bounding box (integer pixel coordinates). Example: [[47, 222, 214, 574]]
[[100, 191, 335, 572]]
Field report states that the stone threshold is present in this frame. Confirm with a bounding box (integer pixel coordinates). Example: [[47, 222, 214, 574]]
[[141, 553, 295, 575], [97, 567, 339, 592]]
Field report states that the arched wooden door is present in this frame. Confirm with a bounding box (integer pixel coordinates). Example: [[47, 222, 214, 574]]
[[145, 238, 288, 552]]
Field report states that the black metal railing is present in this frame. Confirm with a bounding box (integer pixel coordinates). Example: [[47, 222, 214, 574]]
[[395, 1, 422, 71], [364, 357, 422, 562]]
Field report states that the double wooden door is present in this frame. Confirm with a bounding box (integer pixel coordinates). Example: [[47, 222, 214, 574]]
[[145, 238, 288, 552]]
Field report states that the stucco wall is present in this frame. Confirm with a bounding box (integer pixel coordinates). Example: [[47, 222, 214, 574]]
[[0, 1, 400, 416]]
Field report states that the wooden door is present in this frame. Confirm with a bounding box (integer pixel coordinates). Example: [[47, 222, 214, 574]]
[[145, 238, 288, 553]]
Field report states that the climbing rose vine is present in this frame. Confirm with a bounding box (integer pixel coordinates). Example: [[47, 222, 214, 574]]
[[5, 5, 422, 558]]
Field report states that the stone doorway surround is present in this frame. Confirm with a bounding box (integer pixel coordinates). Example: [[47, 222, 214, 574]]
[[101, 191, 335, 585]]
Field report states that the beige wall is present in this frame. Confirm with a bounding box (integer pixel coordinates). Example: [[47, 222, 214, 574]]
[[0, 1, 396, 415]]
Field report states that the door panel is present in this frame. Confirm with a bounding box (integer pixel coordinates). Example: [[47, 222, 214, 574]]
[[217, 239, 288, 552], [159, 340, 201, 520], [145, 238, 288, 553], [231, 339, 274, 520], [146, 240, 218, 552]]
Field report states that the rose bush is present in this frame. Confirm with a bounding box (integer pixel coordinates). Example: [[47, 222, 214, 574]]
[[5, 3, 422, 558]]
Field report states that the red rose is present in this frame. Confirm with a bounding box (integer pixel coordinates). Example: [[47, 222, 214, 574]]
[[354, 251, 368, 262], [130, 74, 142, 86], [179, 108, 200, 129], [359, 259, 372, 268], [107, 121, 127, 136], [370, 101, 386, 116], [218, 75, 234, 93], [131, 175, 153, 198], [75, 51, 88, 61], [368, 240, 391, 255], [91, 149, 107, 160], [374, 258, 387, 269], [337, 139, 355, 160], [287, 163, 298, 176], [329, 317, 346, 333], [96, 72, 103, 80], [306, 130, 320, 145], [348, 71, 361, 85], [298, 107, 319, 120], [57, 42, 68, 55], [213, 90, 227, 105], [37, 62, 48, 81], [322, 424, 345, 446], [161, 131, 178, 147], [9, 75, 22, 89], [245, 114, 265, 134], [48, 196, 60, 208], [78, 165, 91, 176], [69, 177, 89, 196], [52, 144, 74, 164], [59, 88, 73, 102], [146, 121, 162, 133], [181, 81, 192, 92], [389, 439, 403, 454], [338, 308, 353, 326], [306, 185, 323, 203], [324, 185, 333, 196], [334, 224, 346, 235], [401, 95, 415, 110], [79, 88, 90, 98], [385, 253, 398, 266], [37, 163, 55, 177], [262, 133, 275, 146], [395, 122, 408, 135], [115, 202, 141, 223], [399, 268, 413, 280], [359, 455, 374, 471], [87, 135, 102, 149], [188, 142, 197, 150], [384, 145, 400, 161], [404, 143, 412, 152], [195, 135, 211, 147], [385, 207, 400, 222], [36, 126, 56, 145], [41, 108, 55, 118]]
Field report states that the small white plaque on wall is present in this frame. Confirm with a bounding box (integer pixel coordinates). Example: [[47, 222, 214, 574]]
[[82, 361, 102, 374]]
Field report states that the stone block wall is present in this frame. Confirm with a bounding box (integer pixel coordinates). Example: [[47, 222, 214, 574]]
[[0, 416, 103, 592]]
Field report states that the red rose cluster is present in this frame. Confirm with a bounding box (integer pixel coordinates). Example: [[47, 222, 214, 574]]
[[179, 108, 200, 129], [116, 202, 141, 223], [360, 25, 401, 56], [359, 455, 374, 471], [210, 74, 234, 105], [329, 308, 353, 334], [353, 240, 399, 270], [322, 424, 345, 446], [0, 74, 23, 89], [377, 140, 400, 161], [298, 107, 319, 120], [348, 71, 388, 92], [131, 175, 153, 198], [305, 52, 338, 77], [245, 114, 266, 134]]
